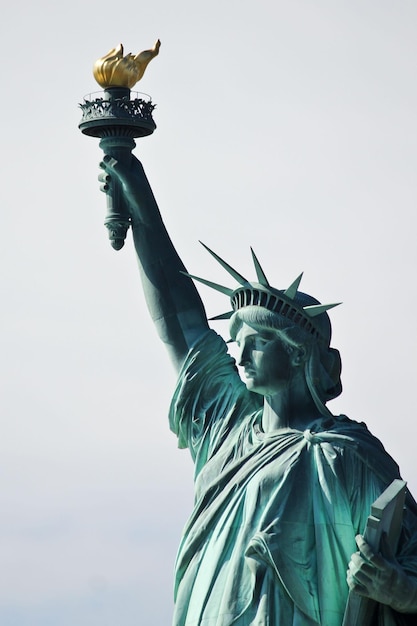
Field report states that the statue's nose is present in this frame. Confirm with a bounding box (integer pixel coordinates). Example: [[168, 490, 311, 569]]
[[238, 344, 251, 366]]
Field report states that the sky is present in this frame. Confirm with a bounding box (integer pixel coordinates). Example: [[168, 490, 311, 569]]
[[1, 1, 417, 624]]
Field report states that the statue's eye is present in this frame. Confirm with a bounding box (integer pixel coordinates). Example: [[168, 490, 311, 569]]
[[254, 337, 269, 348]]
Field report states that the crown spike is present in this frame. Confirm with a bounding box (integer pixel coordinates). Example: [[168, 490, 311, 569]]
[[208, 311, 234, 321], [180, 271, 234, 296], [303, 302, 342, 317], [199, 242, 250, 286], [284, 273, 304, 300], [250, 248, 270, 287]]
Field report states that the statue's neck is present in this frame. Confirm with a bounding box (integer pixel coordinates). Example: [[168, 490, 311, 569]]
[[261, 390, 322, 433]]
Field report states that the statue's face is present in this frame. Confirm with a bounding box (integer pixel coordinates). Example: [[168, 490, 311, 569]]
[[235, 322, 293, 396]]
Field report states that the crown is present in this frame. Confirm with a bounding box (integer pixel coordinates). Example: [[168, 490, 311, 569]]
[[182, 243, 341, 341]]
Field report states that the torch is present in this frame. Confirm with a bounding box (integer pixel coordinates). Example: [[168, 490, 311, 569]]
[[79, 40, 160, 250]]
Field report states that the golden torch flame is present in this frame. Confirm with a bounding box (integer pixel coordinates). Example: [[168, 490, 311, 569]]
[[93, 40, 161, 89]]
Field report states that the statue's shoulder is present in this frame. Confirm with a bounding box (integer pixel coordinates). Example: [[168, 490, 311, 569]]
[[188, 329, 233, 360], [308, 414, 391, 458], [312, 413, 371, 436], [318, 414, 401, 481], [318, 413, 374, 435], [179, 329, 235, 377]]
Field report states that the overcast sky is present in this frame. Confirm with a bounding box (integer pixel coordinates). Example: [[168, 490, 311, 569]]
[[2, 1, 417, 624]]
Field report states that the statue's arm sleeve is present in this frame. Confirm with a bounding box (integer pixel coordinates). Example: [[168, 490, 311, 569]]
[[169, 330, 253, 466], [116, 157, 210, 371]]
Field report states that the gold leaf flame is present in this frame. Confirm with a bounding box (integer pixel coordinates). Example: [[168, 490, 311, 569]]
[[93, 40, 161, 89]]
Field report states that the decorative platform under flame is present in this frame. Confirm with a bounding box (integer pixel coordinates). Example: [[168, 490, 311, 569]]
[[79, 87, 156, 138]]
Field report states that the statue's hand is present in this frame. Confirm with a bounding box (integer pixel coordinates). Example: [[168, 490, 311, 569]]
[[347, 534, 417, 613], [99, 155, 158, 226], [98, 156, 115, 195]]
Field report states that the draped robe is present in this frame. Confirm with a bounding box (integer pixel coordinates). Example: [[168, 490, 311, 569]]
[[169, 331, 417, 626]]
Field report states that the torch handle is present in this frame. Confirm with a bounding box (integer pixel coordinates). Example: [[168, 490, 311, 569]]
[[99, 135, 136, 250]]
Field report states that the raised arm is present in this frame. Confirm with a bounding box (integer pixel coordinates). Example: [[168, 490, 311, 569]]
[[99, 154, 209, 372]]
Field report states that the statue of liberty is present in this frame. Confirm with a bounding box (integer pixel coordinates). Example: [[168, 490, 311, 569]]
[[97, 153, 417, 626], [79, 39, 417, 625]]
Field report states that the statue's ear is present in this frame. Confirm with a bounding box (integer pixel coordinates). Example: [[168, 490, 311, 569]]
[[291, 347, 306, 367]]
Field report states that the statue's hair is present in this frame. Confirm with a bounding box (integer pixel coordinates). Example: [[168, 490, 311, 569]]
[[229, 306, 342, 417]]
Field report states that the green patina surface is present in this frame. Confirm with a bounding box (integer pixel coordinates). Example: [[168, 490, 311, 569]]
[[90, 150, 417, 625], [168, 330, 417, 625]]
